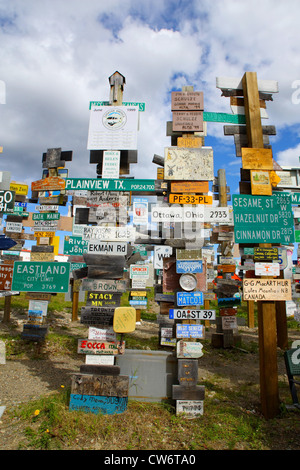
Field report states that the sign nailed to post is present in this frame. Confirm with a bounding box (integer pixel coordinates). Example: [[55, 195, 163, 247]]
[[12, 261, 71, 293], [232, 193, 294, 244]]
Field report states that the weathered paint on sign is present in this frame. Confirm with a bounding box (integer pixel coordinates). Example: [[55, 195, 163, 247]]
[[164, 147, 214, 181]]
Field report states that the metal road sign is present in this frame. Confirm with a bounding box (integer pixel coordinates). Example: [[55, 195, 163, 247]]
[[12, 261, 71, 293], [232, 193, 295, 244], [65, 178, 157, 192]]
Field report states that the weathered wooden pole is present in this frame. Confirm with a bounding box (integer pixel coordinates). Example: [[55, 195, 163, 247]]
[[242, 71, 280, 419]]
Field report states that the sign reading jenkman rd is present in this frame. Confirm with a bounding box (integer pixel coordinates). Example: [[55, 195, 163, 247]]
[[232, 193, 294, 244], [12, 261, 71, 293]]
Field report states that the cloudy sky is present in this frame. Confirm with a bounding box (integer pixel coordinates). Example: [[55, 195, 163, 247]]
[[1, 0, 300, 232]]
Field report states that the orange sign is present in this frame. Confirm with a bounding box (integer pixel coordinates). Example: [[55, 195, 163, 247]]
[[31, 177, 65, 192], [169, 194, 212, 204], [170, 181, 209, 193]]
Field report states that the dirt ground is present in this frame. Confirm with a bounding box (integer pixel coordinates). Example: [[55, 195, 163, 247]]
[[0, 306, 300, 450]]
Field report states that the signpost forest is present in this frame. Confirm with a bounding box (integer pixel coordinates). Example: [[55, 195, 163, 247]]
[[0, 69, 298, 421]]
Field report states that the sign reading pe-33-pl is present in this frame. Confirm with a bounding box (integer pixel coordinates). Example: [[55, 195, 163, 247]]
[[232, 193, 294, 244], [12, 262, 71, 293]]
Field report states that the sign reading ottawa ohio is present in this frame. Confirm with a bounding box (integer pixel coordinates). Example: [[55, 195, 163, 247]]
[[232, 193, 294, 244]]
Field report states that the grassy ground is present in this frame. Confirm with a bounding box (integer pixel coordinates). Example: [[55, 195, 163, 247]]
[[1, 292, 300, 451]]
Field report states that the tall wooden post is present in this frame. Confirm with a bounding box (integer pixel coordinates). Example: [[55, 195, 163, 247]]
[[242, 72, 280, 419]]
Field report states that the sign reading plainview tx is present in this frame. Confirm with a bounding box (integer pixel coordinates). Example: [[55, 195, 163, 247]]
[[65, 178, 157, 192], [12, 261, 71, 293], [232, 193, 294, 244]]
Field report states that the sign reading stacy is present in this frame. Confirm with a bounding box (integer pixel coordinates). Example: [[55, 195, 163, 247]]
[[12, 261, 71, 293], [232, 193, 294, 244]]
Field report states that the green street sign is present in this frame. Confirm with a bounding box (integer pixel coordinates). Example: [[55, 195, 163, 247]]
[[12, 261, 71, 293], [63, 236, 88, 255], [203, 112, 246, 124], [65, 178, 157, 192], [32, 212, 60, 221], [89, 101, 145, 112], [232, 193, 294, 244]]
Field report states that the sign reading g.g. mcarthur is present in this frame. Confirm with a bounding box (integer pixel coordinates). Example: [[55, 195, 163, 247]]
[[232, 193, 294, 244], [12, 261, 71, 293]]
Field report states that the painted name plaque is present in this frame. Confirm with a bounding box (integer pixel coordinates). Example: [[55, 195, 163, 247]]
[[12, 262, 71, 293], [176, 291, 203, 306], [243, 279, 292, 301], [81, 279, 127, 292], [164, 147, 214, 181], [69, 394, 128, 415]]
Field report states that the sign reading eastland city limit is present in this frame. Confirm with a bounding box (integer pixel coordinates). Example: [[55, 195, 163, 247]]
[[232, 193, 294, 244]]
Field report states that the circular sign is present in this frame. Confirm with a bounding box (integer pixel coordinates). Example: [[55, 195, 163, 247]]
[[102, 108, 127, 130], [179, 273, 197, 291]]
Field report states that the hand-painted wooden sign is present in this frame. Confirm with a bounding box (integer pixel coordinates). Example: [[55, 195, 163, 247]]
[[69, 394, 128, 415], [171, 91, 204, 111], [9, 182, 28, 195], [31, 177, 65, 192], [250, 170, 272, 196], [169, 194, 212, 204], [86, 292, 122, 308], [164, 147, 214, 181], [176, 291, 203, 306], [81, 279, 127, 292], [243, 279, 292, 301], [176, 400, 204, 417], [176, 340, 204, 359], [113, 307, 136, 333], [170, 181, 209, 193], [12, 261, 71, 293], [71, 374, 129, 397], [65, 178, 157, 192], [232, 193, 294, 244], [172, 111, 204, 132], [169, 308, 216, 320], [241, 148, 273, 170]]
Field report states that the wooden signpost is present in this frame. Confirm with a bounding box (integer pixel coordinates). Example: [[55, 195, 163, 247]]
[[220, 71, 282, 419]]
